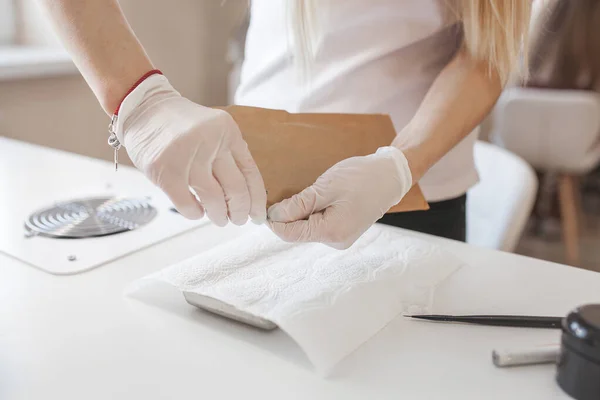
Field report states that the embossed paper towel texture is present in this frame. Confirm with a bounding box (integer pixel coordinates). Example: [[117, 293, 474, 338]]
[[130, 225, 464, 373]]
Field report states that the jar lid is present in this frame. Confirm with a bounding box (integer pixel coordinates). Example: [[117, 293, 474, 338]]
[[557, 304, 600, 400], [562, 304, 600, 361]]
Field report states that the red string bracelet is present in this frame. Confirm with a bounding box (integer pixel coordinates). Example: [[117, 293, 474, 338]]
[[107, 69, 163, 172], [113, 69, 163, 116]]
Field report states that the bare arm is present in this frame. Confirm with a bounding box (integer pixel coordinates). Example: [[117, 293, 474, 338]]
[[36, 0, 154, 114], [394, 50, 503, 181]]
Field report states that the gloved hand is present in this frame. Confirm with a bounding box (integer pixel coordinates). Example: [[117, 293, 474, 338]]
[[113, 74, 266, 226], [267, 146, 412, 249]]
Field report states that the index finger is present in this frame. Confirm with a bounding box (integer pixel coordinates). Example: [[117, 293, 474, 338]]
[[230, 138, 267, 223]]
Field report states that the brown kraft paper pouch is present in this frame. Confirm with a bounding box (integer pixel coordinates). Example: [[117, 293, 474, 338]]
[[221, 105, 429, 213]]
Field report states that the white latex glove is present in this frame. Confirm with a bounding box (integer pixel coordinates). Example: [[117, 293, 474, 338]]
[[267, 147, 412, 249], [113, 74, 266, 226]]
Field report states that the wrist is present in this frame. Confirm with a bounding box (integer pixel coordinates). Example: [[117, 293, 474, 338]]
[[110, 71, 172, 143], [112, 69, 164, 116], [375, 146, 413, 195], [106, 70, 176, 171], [99, 63, 157, 115], [392, 124, 430, 183]]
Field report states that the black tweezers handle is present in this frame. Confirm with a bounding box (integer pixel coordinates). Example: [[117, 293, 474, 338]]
[[407, 314, 563, 329]]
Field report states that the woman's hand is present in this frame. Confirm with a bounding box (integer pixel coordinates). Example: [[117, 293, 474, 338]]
[[118, 75, 267, 226], [267, 147, 412, 249]]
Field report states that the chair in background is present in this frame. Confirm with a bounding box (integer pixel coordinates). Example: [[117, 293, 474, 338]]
[[467, 141, 538, 252], [490, 87, 600, 266]]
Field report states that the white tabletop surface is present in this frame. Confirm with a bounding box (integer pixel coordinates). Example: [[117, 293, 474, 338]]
[[2, 140, 600, 400]]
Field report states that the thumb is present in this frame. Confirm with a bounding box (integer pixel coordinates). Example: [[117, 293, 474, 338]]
[[267, 185, 328, 223], [267, 211, 327, 243]]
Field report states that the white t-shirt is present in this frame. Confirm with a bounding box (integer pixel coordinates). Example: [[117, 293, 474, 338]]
[[235, 0, 479, 202]]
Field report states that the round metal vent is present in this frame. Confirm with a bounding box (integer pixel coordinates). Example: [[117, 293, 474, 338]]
[[24, 197, 157, 239]]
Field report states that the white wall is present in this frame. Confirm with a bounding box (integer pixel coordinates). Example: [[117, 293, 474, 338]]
[[1, 0, 247, 163]]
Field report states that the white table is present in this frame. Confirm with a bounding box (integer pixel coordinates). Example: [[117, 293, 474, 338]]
[[2, 140, 600, 400]]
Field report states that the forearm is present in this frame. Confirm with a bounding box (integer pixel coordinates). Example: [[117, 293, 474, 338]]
[[393, 50, 502, 182], [37, 0, 154, 114]]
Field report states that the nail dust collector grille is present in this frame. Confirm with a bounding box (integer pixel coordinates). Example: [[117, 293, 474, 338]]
[[24, 197, 157, 239]]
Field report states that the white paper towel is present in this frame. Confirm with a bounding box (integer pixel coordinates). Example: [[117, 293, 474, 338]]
[[127, 224, 464, 374]]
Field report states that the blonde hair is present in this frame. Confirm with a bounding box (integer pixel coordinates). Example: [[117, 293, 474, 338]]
[[459, 0, 532, 83], [288, 0, 533, 85]]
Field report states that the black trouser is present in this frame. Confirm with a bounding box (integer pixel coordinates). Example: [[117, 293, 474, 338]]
[[377, 194, 467, 242]]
